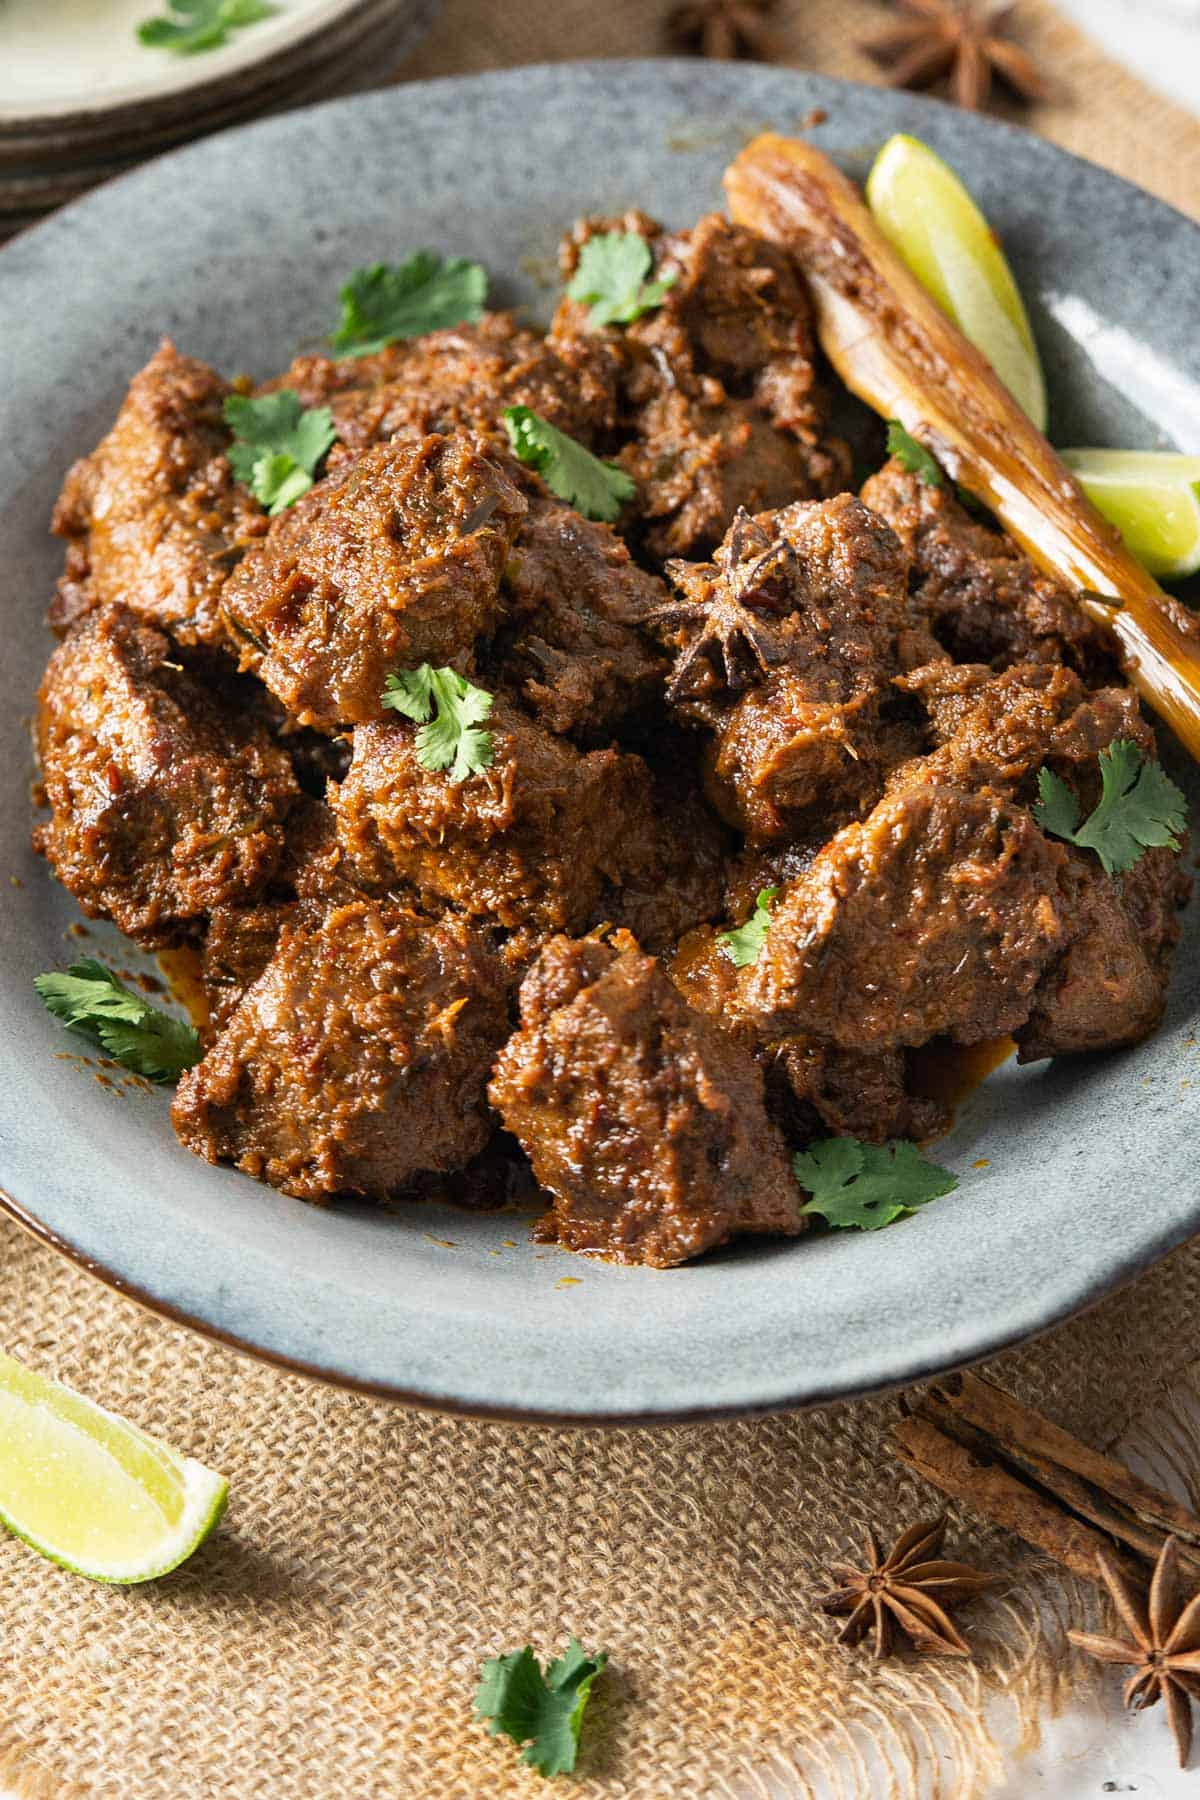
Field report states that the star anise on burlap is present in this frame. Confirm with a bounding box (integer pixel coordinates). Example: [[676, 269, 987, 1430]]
[[861, 1, 1050, 112], [820, 1516, 1002, 1658], [666, 0, 777, 61], [1069, 1538, 1200, 1769]]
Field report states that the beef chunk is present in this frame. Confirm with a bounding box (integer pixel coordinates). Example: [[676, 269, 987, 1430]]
[[201, 900, 295, 1032], [656, 494, 928, 840], [900, 659, 1154, 799], [744, 779, 1074, 1050], [34, 605, 299, 942], [271, 312, 620, 459], [670, 924, 947, 1143], [221, 432, 526, 730], [50, 340, 265, 647], [485, 489, 668, 738], [173, 902, 507, 1200], [1017, 844, 1189, 1061], [766, 1039, 948, 1145], [489, 931, 802, 1266], [618, 390, 843, 565], [862, 459, 1114, 678], [562, 212, 849, 560], [604, 748, 731, 953], [331, 702, 646, 941]]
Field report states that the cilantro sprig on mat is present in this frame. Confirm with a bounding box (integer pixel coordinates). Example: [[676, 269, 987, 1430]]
[[718, 887, 780, 969], [503, 406, 635, 523], [137, 0, 276, 55], [331, 253, 488, 357], [474, 1638, 608, 1778], [382, 665, 496, 785], [566, 230, 676, 329], [1033, 740, 1188, 877], [224, 391, 336, 515], [35, 960, 201, 1084], [887, 420, 946, 488], [792, 1138, 958, 1232]]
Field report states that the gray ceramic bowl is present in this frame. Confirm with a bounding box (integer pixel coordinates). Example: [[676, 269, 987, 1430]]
[[2, 63, 1198, 1421]]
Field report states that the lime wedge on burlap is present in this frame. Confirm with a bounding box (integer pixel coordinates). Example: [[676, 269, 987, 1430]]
[[866, 132, 1048, 431], [1061, 448, 1200, 580], [0, 1350, 227, 1582]]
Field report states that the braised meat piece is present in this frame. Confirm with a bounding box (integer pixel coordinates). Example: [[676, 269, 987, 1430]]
[[605, 747, 731, 953], [50, 340, 265, 647], [221, 432, 526, 730], [656, 494, 930, 839], [862, 459, 1114, 679], [902, 658, 1153, 797], [34, 605, 298, 942], [889, 660, 1187, 1060], [201, 900, 295, 1033], [1017, 843, 1188, 1062], [486, 489, 668, 738], [744, 779, 1074, 1050], [173, 901, 507, 1200], [272, 312, 620, 459], [670, 924, 948, 1144], [558, 212, 849, 559], [331, 702, 645, 942], [489, 931, 802, 1266]]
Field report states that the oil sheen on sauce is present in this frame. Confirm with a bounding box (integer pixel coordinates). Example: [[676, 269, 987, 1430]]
[[156, 946, 209, 1032], [908, 1035, 1016, 1121]]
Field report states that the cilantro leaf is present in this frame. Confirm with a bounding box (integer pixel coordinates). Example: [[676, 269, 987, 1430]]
[[381, 664, 495, 785], [503, 406, 635, 523], [224, 390, 336, 515], [886, 420, 945, 488], [35, 959, 201, 1084], [331, 253, 488, 357], [565, 231, 677, 329], [1033, 740, 1188, 877], [137, 0, 276, 55], [792, 1137, 958, 1232], [474, 1637, 607, 1778], [718, 887, 780, 969]]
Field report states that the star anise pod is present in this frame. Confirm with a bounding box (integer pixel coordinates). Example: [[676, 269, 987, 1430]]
[[1069, 1538, 1200, 1769], [861, 1, 1050, 112], [666, 0, 777, 61], [650, 510, 800, 708], [820, 1516, 1002, 1657]]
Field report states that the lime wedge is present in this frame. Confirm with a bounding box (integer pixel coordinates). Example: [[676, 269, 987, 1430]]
[[1061, 448, 1200, 581], [866, 132, 1048, 431], [0, 1350, 227, 1582]]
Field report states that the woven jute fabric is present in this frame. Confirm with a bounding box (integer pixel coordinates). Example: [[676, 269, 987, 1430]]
[[4, 5, 1200, 1796]]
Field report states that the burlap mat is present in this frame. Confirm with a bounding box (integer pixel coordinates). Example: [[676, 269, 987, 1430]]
[[4, 5, 1200, 1796]]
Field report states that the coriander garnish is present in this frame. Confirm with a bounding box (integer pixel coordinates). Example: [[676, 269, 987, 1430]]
[[382, 665, 495, 785], [718, 886, 779, 968], [887, 420, 946, 487], [332, 252, 488, 357], [792, 1136, 958, 1231], [502, 406, 635, 524], [565, 230, 676, 330], [35, 959, 201, 1084], [137, 0, 276, 55], [474, 1637, 607, 1778], [1033, 740, 1187, 877], [224, 390, 336, 515]]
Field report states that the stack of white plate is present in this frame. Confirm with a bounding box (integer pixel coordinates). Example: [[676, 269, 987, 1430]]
[[0, 0, 441, 239]]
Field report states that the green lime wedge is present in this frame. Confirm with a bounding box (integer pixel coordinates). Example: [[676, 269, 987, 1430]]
[[866, 132, 1048, 432], [1061, 448, 1200, 581], [0, 1350, 227, 1582]]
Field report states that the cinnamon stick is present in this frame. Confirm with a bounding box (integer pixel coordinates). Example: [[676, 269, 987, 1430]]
[[890, 1372, 1200, 1588]]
